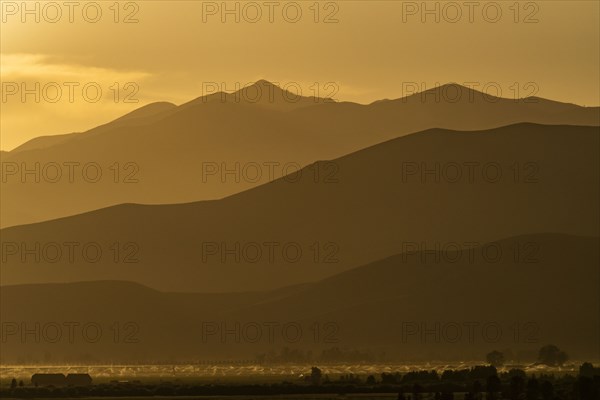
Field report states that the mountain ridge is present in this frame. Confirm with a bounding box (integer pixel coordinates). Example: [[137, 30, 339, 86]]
[[1, 233, 596, 362], [6, 80, 599, 156], [2, 123, 597, 292]]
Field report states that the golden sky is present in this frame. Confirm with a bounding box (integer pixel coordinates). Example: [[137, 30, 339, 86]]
[[1, 0, 599, 150]]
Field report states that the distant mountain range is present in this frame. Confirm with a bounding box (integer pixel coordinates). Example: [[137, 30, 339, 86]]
[[1, 81, 598, 364], [1, 123, 598, 292], [2, 81, 598, 228], [1, 233, 596, 363]]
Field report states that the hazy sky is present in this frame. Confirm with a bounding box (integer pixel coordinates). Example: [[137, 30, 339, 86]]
[[1, 0, 599, 150]]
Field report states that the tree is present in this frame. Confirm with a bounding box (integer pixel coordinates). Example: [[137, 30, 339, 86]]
[[412, 383, 423, 400], [381, 372, 401, 384], [579, 362, 596, 378], [366, 375, 376, 385], [526, 377, 540, 400], [538, 345, 568, 366], [540, 380, 554, 400], [575, 376, 597, 400], [10, 378, 17, 389], [486, 375, 502, 399], [473, 380, 482, 400], [469, 366, 497, 380], [507, 368, 526, 378], [486, 350, 505, 367], [509, 375, 525, 400], [310, 366, 322, 385]]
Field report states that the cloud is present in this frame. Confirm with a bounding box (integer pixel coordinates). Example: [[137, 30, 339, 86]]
[[0, 54, 155, 150], [0, 53, 151, 82]]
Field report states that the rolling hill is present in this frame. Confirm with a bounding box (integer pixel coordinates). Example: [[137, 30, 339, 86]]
[[1, 233, 596, 362], [1, 123, 598, 292]]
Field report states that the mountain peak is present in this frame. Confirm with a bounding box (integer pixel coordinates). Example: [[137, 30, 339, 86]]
[[253, 79, 279, 87], [237, 79, 285, 94], [423, 82, 481, 93], [397, 82, 500, 103]]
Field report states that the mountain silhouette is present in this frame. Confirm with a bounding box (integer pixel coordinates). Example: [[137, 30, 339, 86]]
[[183, 79, 335, 111], [1, 233, 596, 362], [2, 81, 598, 227], [1, 123, 597, 292]]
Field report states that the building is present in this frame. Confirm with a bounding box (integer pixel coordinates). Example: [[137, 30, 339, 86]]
[[31, 373, 65, 387], [66, 373, 92, 386], [31, 373, 92, 387]]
